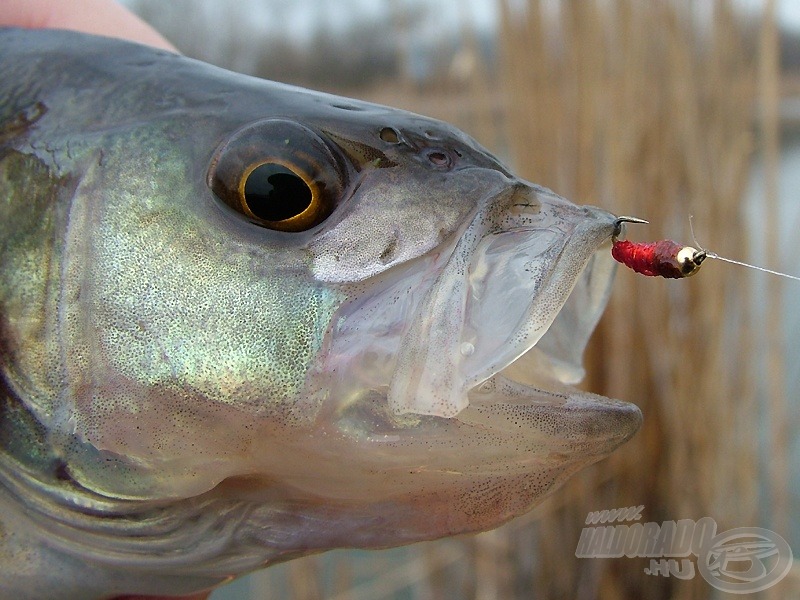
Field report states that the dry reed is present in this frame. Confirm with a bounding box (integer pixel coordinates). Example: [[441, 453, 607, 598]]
[[492, 1, 796, 599]]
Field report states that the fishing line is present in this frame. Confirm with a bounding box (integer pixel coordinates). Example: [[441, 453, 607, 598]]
[[701, 252, 800, 281], [687, 214, 800, 282]]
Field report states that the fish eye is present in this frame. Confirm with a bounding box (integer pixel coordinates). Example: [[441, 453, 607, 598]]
[[209, 119, 344, 232], [239, 162, 318, 229]]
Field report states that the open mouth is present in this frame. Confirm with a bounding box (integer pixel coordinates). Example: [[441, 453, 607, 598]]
[[388, 186, 632, 424], [450, 227, 642, 468], [322, 183, 641, 469]]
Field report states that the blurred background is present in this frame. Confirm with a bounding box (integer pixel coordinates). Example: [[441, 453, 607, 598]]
[[120, 0, 799, 598]]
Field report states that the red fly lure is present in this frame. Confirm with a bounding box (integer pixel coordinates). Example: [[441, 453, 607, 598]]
[[611, 216, 800, 281], [611, 217, 705, 279], [611, 217, 800, 281]]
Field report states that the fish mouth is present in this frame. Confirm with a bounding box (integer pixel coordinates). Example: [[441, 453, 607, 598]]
[[377, 182, 642, 463], [459, 203, 642, 456], [389, 187, 626, 389], [322, 182, 640, 485], [471, 273, 640, 470]]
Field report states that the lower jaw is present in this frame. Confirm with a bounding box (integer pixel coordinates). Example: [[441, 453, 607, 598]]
[[459, 371, 642, 457]]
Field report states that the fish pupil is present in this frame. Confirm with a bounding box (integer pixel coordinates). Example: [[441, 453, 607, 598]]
[[243, 163, 312, 222]]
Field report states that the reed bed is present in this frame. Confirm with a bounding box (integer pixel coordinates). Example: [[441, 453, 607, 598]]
[[495, 1, 783, 599], [206, 1, 794, 598]]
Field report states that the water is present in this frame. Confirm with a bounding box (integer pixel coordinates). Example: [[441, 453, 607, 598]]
[[745, 129, 800, 548]]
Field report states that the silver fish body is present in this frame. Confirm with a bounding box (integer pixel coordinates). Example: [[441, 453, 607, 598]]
[[0, 28, 640, 599]]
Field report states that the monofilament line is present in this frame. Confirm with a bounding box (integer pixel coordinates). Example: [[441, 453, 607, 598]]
[[688, 214, 800, 282], [704, 252, 800, 282]]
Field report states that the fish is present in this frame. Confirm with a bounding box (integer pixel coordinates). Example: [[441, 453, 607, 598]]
[[0, 28, 641, 600]]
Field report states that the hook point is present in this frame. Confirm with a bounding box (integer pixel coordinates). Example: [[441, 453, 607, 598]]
[[613, 215, 649, 238]]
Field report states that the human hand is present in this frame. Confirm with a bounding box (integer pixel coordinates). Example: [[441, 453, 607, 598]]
[[0, 0, 177, 52]]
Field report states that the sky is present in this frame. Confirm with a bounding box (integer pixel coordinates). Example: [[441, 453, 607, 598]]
[[733, 0, 800, 30], [121, 0, 499, 43], [120, 0, 800, 42], [770, 0, 800, 30]]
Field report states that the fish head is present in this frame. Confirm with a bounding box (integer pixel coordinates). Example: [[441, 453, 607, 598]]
[[0, 30, 640, 584], [66, 98, 638, 538]]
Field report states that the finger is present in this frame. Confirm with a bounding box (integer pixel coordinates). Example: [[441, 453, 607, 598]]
[[0, 0, 178, 52]]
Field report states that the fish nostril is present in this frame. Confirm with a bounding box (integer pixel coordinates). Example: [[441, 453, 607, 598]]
[[379, 127, 400, 144], [425, 149, 452, 169]]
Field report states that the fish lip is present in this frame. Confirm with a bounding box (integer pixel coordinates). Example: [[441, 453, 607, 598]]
[[463, 366, 642, 455]]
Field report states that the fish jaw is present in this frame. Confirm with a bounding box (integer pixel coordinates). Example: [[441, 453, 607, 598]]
[[282, 180, 642, 539], [267, 388, 640, 547]]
